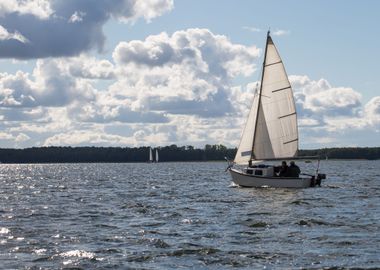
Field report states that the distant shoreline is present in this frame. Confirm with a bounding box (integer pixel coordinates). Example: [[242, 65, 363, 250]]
[[0, 145, 379, 163]]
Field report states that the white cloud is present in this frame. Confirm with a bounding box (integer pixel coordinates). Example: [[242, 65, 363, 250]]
[[15, 133, 30, 142], [68, 11, 86, 23], [364, 96, 380, 127], [67, 55, 115, 80], [0, 24, 379, 149], [112, 28, 260, 118], [0, 0, 53, 19], [113, 29, 260, 76], [116, 0, 174, 23], [286, 75, 380, 147], [243, 26, 261, 32], [0, 25, 28, 43], [306, 87, 361, 114], [0, 0, 174, 59], [272, 29, 290, 36], [290, 75, 362, 116], [298, 118, 320, 127], [0, 132, 13, 140], [43, 129, 134, 147], [0, 58, 96, 108]]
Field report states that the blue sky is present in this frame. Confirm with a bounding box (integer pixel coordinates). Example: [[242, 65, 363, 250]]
[[0, 0, 379, 149]]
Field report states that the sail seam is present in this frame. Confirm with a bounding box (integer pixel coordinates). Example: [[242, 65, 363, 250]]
[[278, 112, 296, 119], [265, 60, 282, 67], [272, 86, 291, 93], [283, 138, 298, 144]]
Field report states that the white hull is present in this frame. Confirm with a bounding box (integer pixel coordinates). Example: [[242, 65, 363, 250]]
[[229, 168, 312, 188]]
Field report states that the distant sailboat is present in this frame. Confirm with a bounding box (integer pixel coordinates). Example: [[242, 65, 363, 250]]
[[155, 149, 159, 163], [227, 31, 325, 188], [149, 147, 153, 163]]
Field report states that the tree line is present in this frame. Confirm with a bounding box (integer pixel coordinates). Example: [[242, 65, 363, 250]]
[[0, 145, 379, 163]]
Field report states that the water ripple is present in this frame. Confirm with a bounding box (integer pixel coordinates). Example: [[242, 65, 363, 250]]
[[0, 161, 379, 269]]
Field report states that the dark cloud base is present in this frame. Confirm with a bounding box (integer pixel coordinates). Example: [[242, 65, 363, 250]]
[[0, 0, 171, 59]]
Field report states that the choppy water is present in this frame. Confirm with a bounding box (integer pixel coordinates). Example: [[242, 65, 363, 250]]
[[0, 160, 379, 269]]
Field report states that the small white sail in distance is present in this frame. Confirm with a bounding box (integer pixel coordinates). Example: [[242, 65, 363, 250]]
[[234, 33, 298, 164], [149, 147, 153, 162], [155, 149, 159, 162]]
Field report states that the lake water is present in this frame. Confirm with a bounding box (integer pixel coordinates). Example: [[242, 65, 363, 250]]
[[0, 160, 379, 269]]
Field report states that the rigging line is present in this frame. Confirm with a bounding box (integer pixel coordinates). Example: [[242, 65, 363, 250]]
[[265, 60, 282, 67]]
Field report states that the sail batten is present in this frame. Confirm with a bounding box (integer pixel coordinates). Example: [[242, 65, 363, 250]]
[[272, 86, 291, 93], [284, 138, 298, 144], [233, 33, 298, 163], [265, 60, 282, 67], [279, 112, 296, 119]]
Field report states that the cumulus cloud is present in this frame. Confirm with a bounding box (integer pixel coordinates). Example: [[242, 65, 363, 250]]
[[0, 0, 174, 59], [0, 26, 264, 147], [0, 58, 95, 108], [290, 75, 362, 117], [116, 0, 174, 23], [67, 99, 169, 124], [15, 132, 30, 142], [43, 129, 135, 146], [1, 16, 378, 149], [285, 75, 380, 147], [112, 28, 260, 118], [114, 29, 259, 77], [0, 131, 13, 140], [364, 96, 380, 127], [0, 0, 53, 19], [67, 55, 115, 79]]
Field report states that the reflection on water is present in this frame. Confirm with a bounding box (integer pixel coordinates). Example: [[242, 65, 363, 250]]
[[0, 160, 379, 269]]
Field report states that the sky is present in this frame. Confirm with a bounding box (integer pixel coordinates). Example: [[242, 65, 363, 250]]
[[0, 0, 379, 149]]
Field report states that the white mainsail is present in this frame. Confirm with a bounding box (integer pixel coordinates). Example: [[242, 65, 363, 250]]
[[234, 33, 298, 164], [155, 149, 159, 162]]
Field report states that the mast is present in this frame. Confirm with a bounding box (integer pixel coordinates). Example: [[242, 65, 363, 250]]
[[250, 30, 270, 161]]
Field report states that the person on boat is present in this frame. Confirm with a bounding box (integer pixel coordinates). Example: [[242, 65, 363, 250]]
[[278, 161, 289, 177], [288, 161, 301, 177]]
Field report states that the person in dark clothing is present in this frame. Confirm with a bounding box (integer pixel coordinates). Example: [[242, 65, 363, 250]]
[[248, 159, 253, 167], [288, 161, 301, 177], [278, 161, 289, 177]]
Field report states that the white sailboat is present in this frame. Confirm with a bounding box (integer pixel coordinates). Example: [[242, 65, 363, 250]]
[[228, 31, 325, 188], [149, 147, 153, 163], [155, 149, 159, 163]]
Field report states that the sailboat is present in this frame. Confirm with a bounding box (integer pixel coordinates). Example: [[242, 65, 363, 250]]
[[155, 149, 159, 163], [149, 147, 153, 163], [228, 31, 325, 188]]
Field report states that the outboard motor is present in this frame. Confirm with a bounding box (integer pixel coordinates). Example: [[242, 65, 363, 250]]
[[310, 176, 316, 187], [316, 173, 326, 187], [309, 173, 326, 187]]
